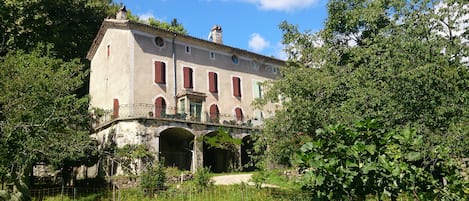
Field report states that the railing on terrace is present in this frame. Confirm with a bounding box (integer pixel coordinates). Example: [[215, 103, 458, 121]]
[[91, 103, 264, 129]]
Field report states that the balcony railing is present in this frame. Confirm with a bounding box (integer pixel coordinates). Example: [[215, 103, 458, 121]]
[[91, 103, 264, 129]]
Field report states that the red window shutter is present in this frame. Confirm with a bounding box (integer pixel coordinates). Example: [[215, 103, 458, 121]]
[[183, 67, 193, 89], [154, 61, 166, 84], [209, 104, 219, 121], [209, 72, 218, 93], [112, 98, 119, 118], [232, 77, 241, 97], [235, 107, 243, 121], [155, 97, 166, 118]]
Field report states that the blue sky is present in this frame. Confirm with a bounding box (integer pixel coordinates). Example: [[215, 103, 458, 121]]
[[118, 0, 329, 60]]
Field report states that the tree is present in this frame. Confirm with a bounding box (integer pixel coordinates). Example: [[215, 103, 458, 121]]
[[138, 17, 188, 35], [0, 44, 96, 200], [0, 0, 112, 60], [256, 0, 469, 165]]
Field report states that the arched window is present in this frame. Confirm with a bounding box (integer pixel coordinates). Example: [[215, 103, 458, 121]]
[[235, 107, 243, 121], [155, 97, 166, 118], [209, 104, 219, 123]]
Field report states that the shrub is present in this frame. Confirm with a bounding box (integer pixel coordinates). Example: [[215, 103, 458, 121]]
[[140, 160, 166, 191], [194, 167, 213, 190], [250, 171, 270, 189], [294, 119, 468, 201]]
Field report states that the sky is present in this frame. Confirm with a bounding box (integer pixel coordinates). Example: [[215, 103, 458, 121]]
[[117, 0, 329, 60]]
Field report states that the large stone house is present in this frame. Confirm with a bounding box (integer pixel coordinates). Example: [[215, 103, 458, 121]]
[[86, 8, 284, 175]]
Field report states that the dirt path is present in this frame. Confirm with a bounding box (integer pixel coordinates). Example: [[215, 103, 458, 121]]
[[211, 173, 253, 185], [211, 173, 279, 188]]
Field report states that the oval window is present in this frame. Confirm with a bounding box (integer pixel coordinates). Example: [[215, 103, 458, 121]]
[[231, 55, 239, 64], [155, 36, 164, 47]]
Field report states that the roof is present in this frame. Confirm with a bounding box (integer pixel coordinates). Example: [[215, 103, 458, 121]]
[[86, 19, 285, 66]]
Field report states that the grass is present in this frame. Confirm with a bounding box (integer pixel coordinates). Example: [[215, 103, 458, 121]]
[[39, 184, 311, 201]]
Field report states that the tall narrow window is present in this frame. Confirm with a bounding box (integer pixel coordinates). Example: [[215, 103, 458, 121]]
[[107, 44, 111, 58], [155, 97, 166, 118], [112, 98, 119, 119], [154, 61, 166, 84], [232, 77, 241, 97], [235, 107, 243, 121], [253, 81, 262, 99], [183, 67, 193, 89], [208, 72, 218, 93], [209, 104, 220, 123]]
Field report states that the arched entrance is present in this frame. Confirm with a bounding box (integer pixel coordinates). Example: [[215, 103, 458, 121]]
[[159, 127, 194, 171], [241, 135, 256, 171], [203, 131, 237, 173]]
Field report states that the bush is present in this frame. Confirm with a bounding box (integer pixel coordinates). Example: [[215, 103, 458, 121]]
[[294, 119, 468, 201], [194, 167, 213, 190], [250, 171, 270, 189], [140, 161, 166, 190]]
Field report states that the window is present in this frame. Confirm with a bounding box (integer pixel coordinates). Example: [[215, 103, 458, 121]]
[[232, 76, 241, 97], [154, 61, 166, 84], [209, 104, 220, 123], [208, 72, 218, 93], [231, 55, 239, 64], [179, 98, 186, 114], [272, 66, 279, 74], [183, 67, 193, 89], [155, 36, 164, 47], [106, 44, 110, 58], [112, 98, 119, 119], [185, 46, 191, 54], [253, 81, 262, 99], [154, 97, 166, 118], [209, 52, 215, 60], [235, 107, 243, 121], [251, 60, 259, 70]]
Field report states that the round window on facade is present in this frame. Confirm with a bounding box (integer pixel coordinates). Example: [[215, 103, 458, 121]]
[[155, 36, 164, 47], [231, 55, 239, 64]]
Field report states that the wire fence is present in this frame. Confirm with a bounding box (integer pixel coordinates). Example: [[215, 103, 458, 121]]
[[30, 185, 314, 201]]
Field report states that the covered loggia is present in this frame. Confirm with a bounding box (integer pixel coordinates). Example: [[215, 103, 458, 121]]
[[159, 127, 194, 171], [241, 135, 256, 171], [202, 131, 238, 173]]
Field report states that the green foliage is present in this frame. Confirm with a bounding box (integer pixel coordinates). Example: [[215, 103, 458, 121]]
[[201, 128, 242, 151], [0, 0, 111, 60], [295, 120, 468, 200], [250, 171, 270, 189], [194, 167, 213, 190], [146, 18, 188, 35], [140, 160, 166, 190], [0, 44, 94, 200], [115, 144, 154, 176], [257, 0, 469, 167]]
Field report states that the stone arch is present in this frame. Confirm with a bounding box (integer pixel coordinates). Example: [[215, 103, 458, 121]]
[[159, 127, 194, 171], [202, 130, 238, 173]]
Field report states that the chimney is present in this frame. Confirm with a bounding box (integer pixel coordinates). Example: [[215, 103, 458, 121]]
[[116, 6, 127, 20], [209, 25, 223, 44]]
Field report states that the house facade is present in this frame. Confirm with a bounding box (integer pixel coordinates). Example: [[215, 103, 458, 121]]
[[86, 8, 284, 175]]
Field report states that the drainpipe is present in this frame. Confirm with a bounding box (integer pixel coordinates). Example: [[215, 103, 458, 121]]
[[172, 33, 178, 114]]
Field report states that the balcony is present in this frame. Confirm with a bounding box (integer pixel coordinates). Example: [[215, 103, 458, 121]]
[[90, 103, 263, 129]]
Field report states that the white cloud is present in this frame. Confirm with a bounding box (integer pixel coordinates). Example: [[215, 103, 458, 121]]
[[274, 42, 287, 60], [248, 33, 270, 52], [244, 0, 319, 12], [138, 12, 156, 21]]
